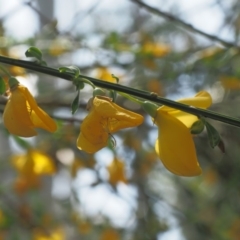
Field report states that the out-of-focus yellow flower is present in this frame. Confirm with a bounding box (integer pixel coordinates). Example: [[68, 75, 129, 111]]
[[220, 76, 240, 90], [14, 174, 40, 194], [48, 39, 70, 56], [0, 49, 26, 77], [96, 67, 117, 83], [3, 84, 57, 137], [33, 227, 65, 240], [139, 151, 158, 176], [203, 167, 219, 185], [228, 218, 240, 240], [100, 228, 120, 240], [0, 209, 6, 227], [12, 149, 56, 175], [197, 46, 223, 59], [78, 221, 92, 235], [77, 96, 144, 153], [147, 79, 164, 96], [154, 91, 212, 176], [12, 149, 56, 194], [107, 158, 127, 186], [142, 42, 171, 57]]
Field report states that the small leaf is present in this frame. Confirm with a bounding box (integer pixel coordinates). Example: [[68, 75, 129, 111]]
[[59, 66, 80, 79], [9, 77, 19, 89], [217, 139, 225, 153], [39, 60, 47, 66], [12, 136, 31, 150], [109, 90, 117, 102], [108, 135, 116, 150], [80, 77, 95, 89], [25, 47, 43, 60], [93, 88, 106, 97], [75, 80, 84, 90], [71, 91, 80, 115], [111, 74, 119, 83], [205, 121, 221, 148], [191, 119, 205, 134], [0, 76, 6, 94], [59, 66, 70, 73], [142, 101, 158, 118]]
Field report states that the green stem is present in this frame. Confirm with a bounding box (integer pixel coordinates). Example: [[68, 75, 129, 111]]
[[118, 92, 145, 104], [0, 55, 240, 127]]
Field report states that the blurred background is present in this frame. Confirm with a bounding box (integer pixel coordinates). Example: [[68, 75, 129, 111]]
[[1, 0, 240, 239]]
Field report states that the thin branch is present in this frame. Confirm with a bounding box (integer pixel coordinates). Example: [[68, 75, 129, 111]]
[[0, 55, 240, 128], [130, 0, 240, 49]]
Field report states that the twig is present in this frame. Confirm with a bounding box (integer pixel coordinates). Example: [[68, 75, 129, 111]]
[[130, 0, 239, 49], [0, 55, 240, 128]]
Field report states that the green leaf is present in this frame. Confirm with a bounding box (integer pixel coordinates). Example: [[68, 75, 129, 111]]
[[204, 121, 221, 148], [25, 46, 43, 60], [8, 77, 19, 89], [111, 74, 119, 83], [0, 76, 6, 94], [109, 90, 117, 102], [93, 87, 106, 97], [75, 80, 84, 90], [191, 119, 205, 134], [59, 66, 80, 79], [12, 136, 31, 150], [71, 91, 80, 114], [59, 66, 85, 90], [217, 139, 225, 153], [39, 60, 47, 66], [80, 77, 95, 89], [142, 101, 158, 118]]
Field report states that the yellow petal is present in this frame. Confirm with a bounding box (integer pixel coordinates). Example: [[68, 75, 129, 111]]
[[166, 110, 198, 128], [155, 110, 202, 176], [12, 150, 55, 176], [96, 67, 117, 83], [93, 97, 144, 132], [77, 132, 108, 153], [100, 229, 120, 240], [161, 91, 212, 112], [3, 87, 37, 137], [20, 86, 57, 133], [11, 154, 28, 171], [77, 96, 143, 154], [77, 111, 109, 153], [107, 158, 127, 185], [178, 91, 212, 108], [31, 150, 56, 175], [159, 91, 212, 128]]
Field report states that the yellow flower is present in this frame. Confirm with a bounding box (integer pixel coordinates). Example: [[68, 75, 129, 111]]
[[107, 158, 127, 186], [100, 228, 120, 240], [220, 76, 240, 90], [12, 149, 56, 194], [3, 84, 57, 137], [33, 227, 65, 240], [96, 67, 117, 83], [154, 91, 212, 176], [12, 149, 56, 175], [142, 42, 171, 57], [48, 39, 69, 56], [0, 209, 6, 227], [77, 96, 144, 153]]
